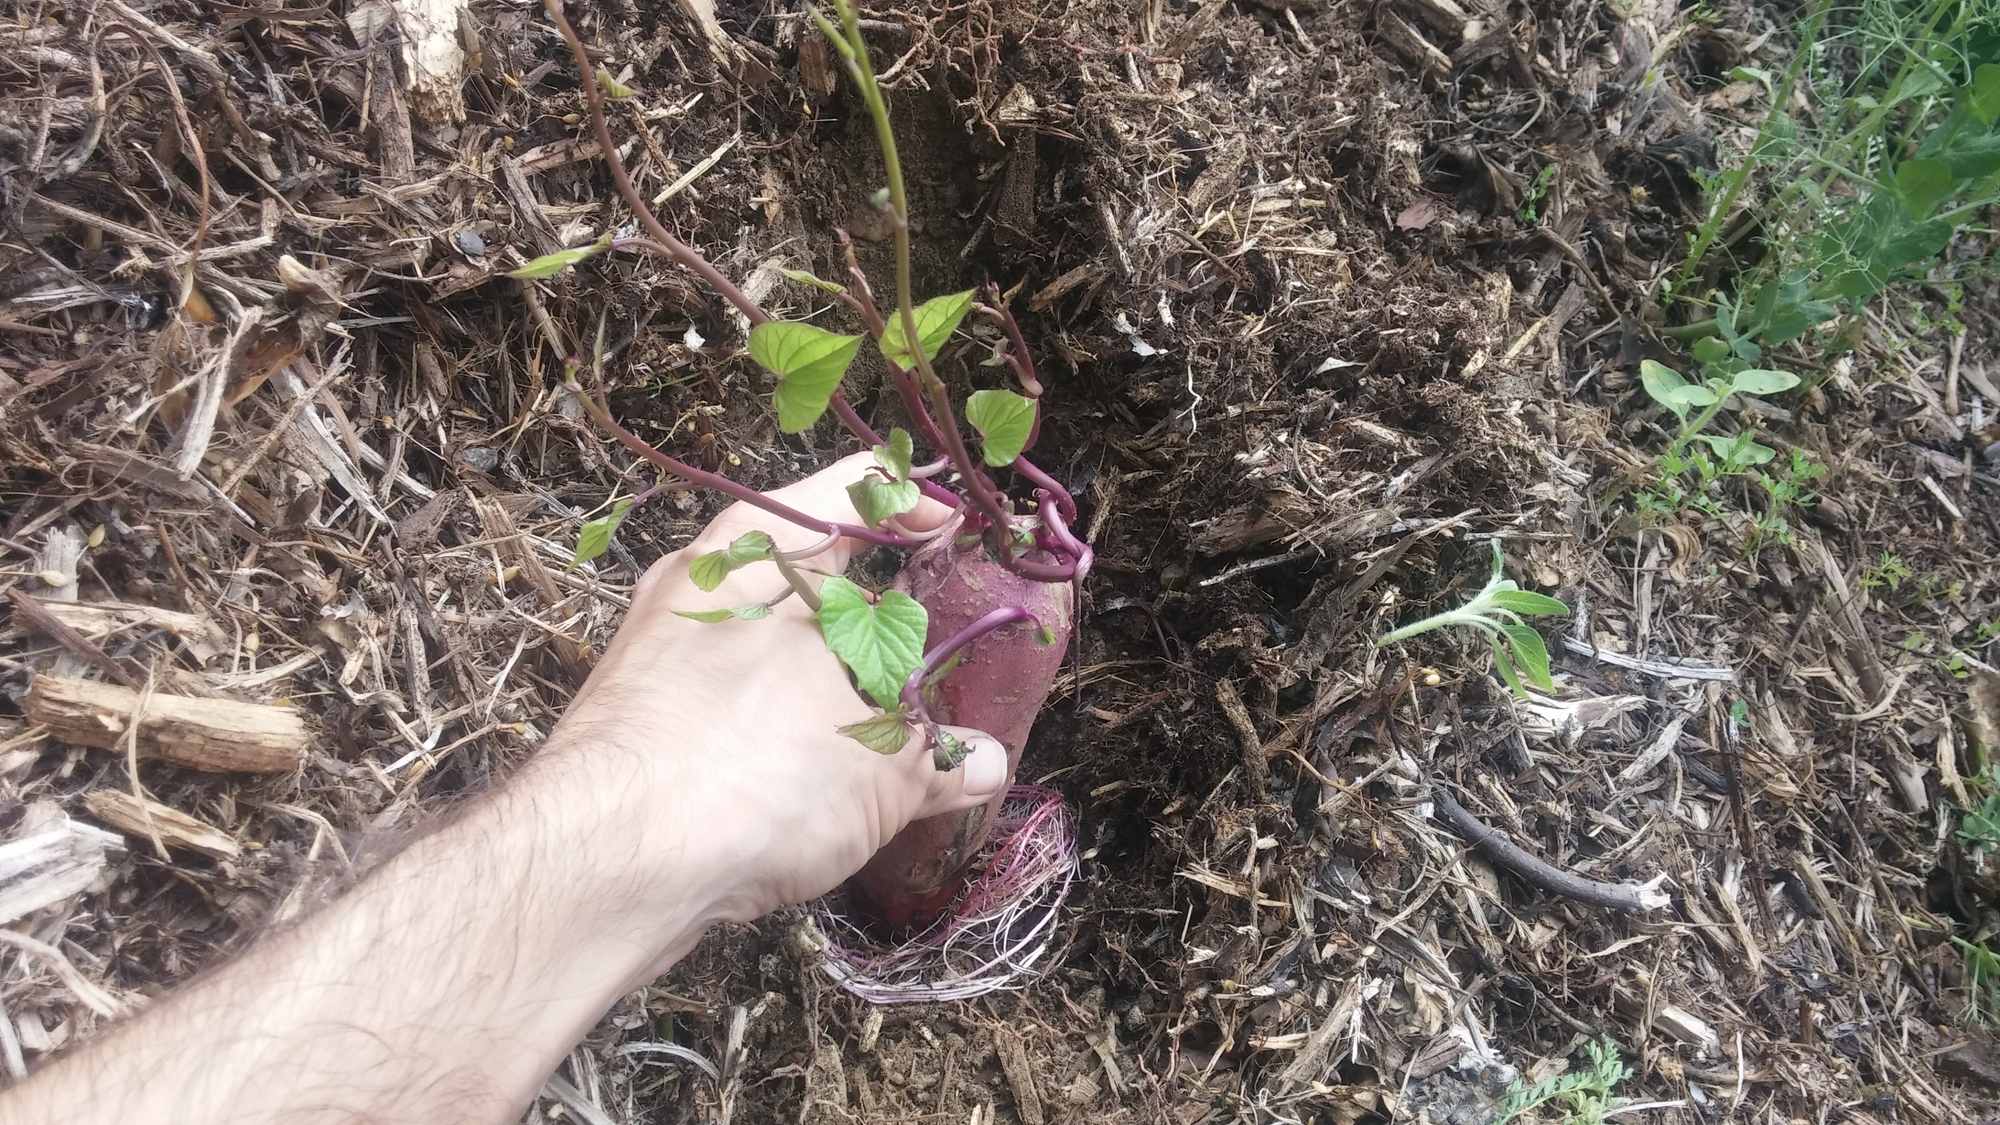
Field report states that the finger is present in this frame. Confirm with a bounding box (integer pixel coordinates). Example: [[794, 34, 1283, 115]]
[[911, 727, 1010, 819], [766, 451, 957, 534]]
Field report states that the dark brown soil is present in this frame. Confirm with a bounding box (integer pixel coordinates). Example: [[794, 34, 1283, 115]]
[[5, 0, 2000, 1122]]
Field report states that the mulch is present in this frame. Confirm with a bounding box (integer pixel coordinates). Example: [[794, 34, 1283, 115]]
[[4, 0, 2000, 1121]]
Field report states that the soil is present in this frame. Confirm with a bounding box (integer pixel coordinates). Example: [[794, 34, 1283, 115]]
[[5, 0, 2000, 1122]]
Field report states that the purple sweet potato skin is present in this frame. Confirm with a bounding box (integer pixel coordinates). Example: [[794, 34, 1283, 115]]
[[849, 535, 1074, 927]]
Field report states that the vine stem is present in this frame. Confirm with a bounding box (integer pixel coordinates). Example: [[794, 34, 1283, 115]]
[[816, 3, 1021, 557], [899, 605, 1042, 733], [544, 0, 885, 454], [570, 382, 928, 549]]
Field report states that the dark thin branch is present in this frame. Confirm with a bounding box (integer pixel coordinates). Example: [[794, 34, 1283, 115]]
[[1429, 786, 1670, 914]]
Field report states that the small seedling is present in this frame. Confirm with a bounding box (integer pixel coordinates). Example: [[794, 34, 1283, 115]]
[[1639, 353, 1800, 468], [1376, 544, 1570, 697], [1497, 1036, 1631, 1125]]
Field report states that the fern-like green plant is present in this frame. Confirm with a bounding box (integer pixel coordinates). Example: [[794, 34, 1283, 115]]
[[1497, 1037, 1631, 1125]]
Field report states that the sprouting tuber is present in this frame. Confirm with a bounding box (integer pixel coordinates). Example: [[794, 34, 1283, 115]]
[[536, 0, 1092, 927]]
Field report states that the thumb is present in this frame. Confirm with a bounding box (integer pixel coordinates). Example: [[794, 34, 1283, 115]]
[[915, 727, 1010, 819]]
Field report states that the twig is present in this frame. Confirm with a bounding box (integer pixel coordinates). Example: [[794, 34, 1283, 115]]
[[6, 590, 139, 686], [1430, 785, 1670, 913]]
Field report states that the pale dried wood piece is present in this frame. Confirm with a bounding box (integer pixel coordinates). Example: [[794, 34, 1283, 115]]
[[25, 675, 309, 774], [83, 790, 241, 860], [21, 597, 229, 664], [1379, 12, 1453, 76], [0, 814, 123, 928], [993, 1030, 1044, 1125]]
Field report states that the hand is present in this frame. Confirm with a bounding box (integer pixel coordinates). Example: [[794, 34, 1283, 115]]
[[544, 452, 1007, 929]]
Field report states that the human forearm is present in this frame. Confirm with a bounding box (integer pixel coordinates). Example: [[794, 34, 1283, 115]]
[[13, 744, 721, 1124]]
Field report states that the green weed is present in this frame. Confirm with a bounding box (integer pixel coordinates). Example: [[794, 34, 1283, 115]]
[[1376, 544, 1570, 698], [1498, 1036, 1631, 1125]]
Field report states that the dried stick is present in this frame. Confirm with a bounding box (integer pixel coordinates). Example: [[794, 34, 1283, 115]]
[[1430, 785, 1669, 914]]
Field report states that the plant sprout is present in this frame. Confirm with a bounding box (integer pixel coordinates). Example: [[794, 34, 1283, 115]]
[[1376, 544, 1570, 697]]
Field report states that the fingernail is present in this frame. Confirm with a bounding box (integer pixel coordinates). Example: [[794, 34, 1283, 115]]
[[961, 736, 1008, 799]]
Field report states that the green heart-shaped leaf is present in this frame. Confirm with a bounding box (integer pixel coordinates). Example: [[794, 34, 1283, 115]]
[[570, 498, 633, 569], [964, 388, 1037, 467], [847, 475, 920, 528], [688, 530, 775, 592], [880, 289, 975, 369], [874, 427, 915, 480], [749, 321, 864, 433], [1894, 158, 1954, 219], [1691, 433, 1777, 465], [818, 577, 929, 710]]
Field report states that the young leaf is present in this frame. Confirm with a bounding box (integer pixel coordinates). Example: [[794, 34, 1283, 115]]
[[847, 475, 920, 527], [879, 289, 976, 368], [818, 577, 929, 711], [1489, 589, 1570, 618], [1972, 63, 2000, 127], [1691, 336, 1730, 366], [748, 321, 864, 433], [1729, 368, 1800, 396], [1665, 383, 1720, 408], [1893, 158, 1954, 219], [1497, 620, 1554, 692], [1489, 636, 1526, 698], [688, 530, 775, 592], [780, 267, 848, 295], [874, 427, 915, 480], [509, 234, 613, 280], [596, 67, 638, 98], [570, 499, 633, 570], [964, 388, 1037, 467], [839, 710, 912, 755], [673, 603, 775, 624], [1692, 433, 1777, 465], [1640, 360, 1691, 419]]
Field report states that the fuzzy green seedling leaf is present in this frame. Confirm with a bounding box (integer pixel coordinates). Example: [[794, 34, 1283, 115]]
[[1692, 433, 1778, 465], [1498, 620, 1554, 693], [1489, 589, 1570, 617], [688, 530, 775, 592], [749, 321, 864, 433], [964, 388, 1037, 467], [509, 233, 613, 279], [879, 289, 975, 368], [838, 709, 912, 755], [1729, 368, 1800, 397], [818, 577, 928, 711], [1972, 64, 2000, 126], [673, 603, 775, 624], [1691, 336, 1730, 366], [780, 267, 849, 295], [570, 498, 633, 569], [1489, 636, 1525, 698], [1640, 360, 1692, 419], [847, 475, 920, 528], [874, 427, 915, 480], [1894, 158, 1954, 219]]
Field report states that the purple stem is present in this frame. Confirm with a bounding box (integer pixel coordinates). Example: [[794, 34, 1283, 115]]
[[1014, 458, 1078, 523], [900, 605, 1043, 731], [575, 387, 933, 550]]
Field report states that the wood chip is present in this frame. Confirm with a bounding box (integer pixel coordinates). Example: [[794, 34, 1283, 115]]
[[0, 812, 123, 927], [25, 675, 309, 774], [993, 1029, 1044, 1125], [83, 790, 242, 860]]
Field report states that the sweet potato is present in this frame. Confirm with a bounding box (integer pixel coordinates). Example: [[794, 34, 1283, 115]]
[[849, 534, 1075, 927]]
